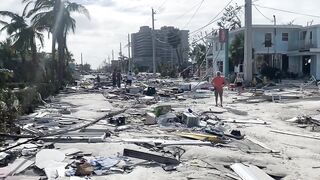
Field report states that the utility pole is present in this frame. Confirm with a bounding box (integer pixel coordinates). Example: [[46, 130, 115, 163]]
[[112, 50, 114, 60], [273, 15, 277, 68], [128, 33, 131, 72], [205, 39, 209, 76], [223, 30, 229, 77], [120, 42, 122, 72], [244, 0, 253, 82], [152, 8, 156, 75], [81, 53, 83, 74]]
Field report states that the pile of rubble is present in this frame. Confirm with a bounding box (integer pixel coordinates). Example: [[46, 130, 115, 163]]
[[1, 75, 320, 179]]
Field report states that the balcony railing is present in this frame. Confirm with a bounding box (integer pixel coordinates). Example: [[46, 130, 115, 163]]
[[299, 40, 316, 50]]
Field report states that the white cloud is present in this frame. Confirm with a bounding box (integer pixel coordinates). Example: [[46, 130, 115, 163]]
[[1, 0, 320, 68]]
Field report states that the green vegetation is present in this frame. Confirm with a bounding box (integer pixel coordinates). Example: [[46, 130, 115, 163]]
[[229, 33, 244, 69], [0, 0, 89, 132]]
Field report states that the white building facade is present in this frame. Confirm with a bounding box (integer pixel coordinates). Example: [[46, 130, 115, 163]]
[[207, 24, 320, 80]]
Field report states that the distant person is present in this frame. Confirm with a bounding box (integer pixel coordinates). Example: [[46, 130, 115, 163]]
[[116, 70, 122, 88], [211, 71, 225, 107], [275, 70, 282, 83], [96, 74, 100, 83], [112, 69, 117, 87], [234, 73, 244, 95], [126, 71, 133, 86]]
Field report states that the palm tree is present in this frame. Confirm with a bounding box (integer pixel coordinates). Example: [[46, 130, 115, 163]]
[[0, 11, 44, 82], [0, 39, 15, 67], [23, 0, 90, 83], [0, 11, 44, 65]]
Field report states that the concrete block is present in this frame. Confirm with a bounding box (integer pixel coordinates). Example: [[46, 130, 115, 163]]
[[145, 112, 157, 125], [182, 112, 199, 128]]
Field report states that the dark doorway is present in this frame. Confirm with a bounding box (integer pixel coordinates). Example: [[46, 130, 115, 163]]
[[302, 55, 311, 75], [282, 55, 289, 72], [263, 54, 272, 66]]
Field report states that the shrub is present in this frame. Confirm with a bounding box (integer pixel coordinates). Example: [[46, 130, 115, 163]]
[[0, 89, 20, 133]]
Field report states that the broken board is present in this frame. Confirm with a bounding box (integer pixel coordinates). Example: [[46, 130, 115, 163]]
[[177, 132, 221, 143], [230, 163, 274, 180], [123, 149, 180, 165]]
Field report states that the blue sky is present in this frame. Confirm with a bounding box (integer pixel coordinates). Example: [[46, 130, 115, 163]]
[[1, 0, 320, 68]]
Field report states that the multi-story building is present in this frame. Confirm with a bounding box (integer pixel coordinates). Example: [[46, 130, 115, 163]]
[[207, 24, 320, 80], [131, 26, 189, 72]]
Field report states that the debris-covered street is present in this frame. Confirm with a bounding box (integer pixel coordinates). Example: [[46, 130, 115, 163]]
[[2, 0, 320, 179], [1, 75, 320, 180]]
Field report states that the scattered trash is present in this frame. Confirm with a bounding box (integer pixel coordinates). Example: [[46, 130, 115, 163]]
[[35, 149, 65, 169], [154, 105, 172, 117], [182, 112, 199, 128], [144, 112, 157, 125], [109, 116, 126, 126], [1, 72, 318, 180], [157, 112, 178, 126]]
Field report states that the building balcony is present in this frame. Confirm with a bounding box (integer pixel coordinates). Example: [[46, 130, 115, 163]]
[[289, 40, 317, 51]]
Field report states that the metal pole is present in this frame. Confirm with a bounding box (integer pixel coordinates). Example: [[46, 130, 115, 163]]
[[128, 34, 131, 72], [224, 29, 229, 77], [273, 15, 277, 68], [152, 8, 156, 75], [205, 40, 209, 76], [81, 53, 83, 74], [244, 0, 253, 82], [120, 42, 122, 72]]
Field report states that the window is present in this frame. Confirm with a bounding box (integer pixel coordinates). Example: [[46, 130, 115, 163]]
[[310, 31, 313, 40], [220, 42, 224, 50], [265, 33, 272, 47], [217, 61, 223, 72], [282, 33, 288, 41]]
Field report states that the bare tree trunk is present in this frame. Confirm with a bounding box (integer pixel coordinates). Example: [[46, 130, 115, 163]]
[[57, 35, 64, 84], [52, 0, 61, 83]]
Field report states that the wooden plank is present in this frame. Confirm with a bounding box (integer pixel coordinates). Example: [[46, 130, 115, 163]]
[[177, 132, 221, 143], [0, 158, 34, 178], [123, 149, 180, 165], [230, 163, 274, 180], [270, 130, 320, 140], [246, 136, 279, 153], [119, 138, 212, 146], [222, 119, 269, 125]]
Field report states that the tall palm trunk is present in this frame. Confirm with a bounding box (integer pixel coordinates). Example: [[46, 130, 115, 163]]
[[51, 35, 57, 81], [52, 0, 61, 83], [57, 34, 65, 83]]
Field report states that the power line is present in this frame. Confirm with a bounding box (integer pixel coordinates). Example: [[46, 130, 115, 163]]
[[175, 1, 205, 20], [190, 0, 234, 35], [190, 0, 260, 35], [253, 4, 273, 22], [182, 0, 205, 29], [143, 0, 168, 25], [254, 4, 320, 19], [157, 0, 168, 13]]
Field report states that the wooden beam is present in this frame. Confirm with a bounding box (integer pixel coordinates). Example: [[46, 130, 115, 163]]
[[270, 130, 320, 140]]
